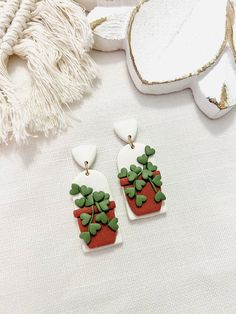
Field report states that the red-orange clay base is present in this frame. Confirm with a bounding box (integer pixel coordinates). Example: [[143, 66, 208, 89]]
[[120, 171, 163, 216], [73, 201, 117, 249]]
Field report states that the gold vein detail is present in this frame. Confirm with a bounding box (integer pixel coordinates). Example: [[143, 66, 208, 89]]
[[208, 83, 229, 110], [90, 17, 107, 31], [127, 0, 229, 85], [227, 0, 236, 59]]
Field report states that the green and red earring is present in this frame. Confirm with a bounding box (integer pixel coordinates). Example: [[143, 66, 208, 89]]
[[114, 119, 167, 221], [69, 145, 122, 252]]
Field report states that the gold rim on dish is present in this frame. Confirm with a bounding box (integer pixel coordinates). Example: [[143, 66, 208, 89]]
[[127, 0, 230, 85]]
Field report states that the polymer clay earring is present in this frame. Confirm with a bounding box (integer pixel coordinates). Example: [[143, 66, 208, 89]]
[[69, 145, 122, 252], [114, 119, 167, 221]]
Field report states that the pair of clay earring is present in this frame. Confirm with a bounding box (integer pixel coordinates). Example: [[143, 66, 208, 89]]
[[69, 119, 167, 252]]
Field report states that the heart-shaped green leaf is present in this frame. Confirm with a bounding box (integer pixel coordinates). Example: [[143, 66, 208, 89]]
[[80, 232, 91, 245], [155, 191, 166, 203], [80, 185, 93, 197], [145, 145, 155, 156], [93, 191, 105, 202], [99, 199, 109, 211], [130, 164, 142, 174], [137, 154, 148, 165], [80, 213, 91, 226], [128, 171, 138, 182], [142, 169, 153, 180], [136, 195, 147, 207], [118, 168, 128, 179], [85, 195, 94, 207], [75, 197, 86, 208], [152, 175, 162, 187], [89, 223, 101, 236], [147, 162, 157, 171], [125, 187, 136, 198], [104, 193, 110, 200], [108, 218, 119, 232], [96, 212, 108, 224], [135, 180, 146, 191], [70, 183, 80, 195]]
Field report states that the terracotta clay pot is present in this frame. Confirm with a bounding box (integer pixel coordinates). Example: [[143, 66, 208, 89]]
[[73, 201, 117, 249], [120, 171, 163, 216]]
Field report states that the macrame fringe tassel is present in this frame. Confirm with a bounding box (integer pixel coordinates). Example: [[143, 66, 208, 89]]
[[0, 0, 97, 143]]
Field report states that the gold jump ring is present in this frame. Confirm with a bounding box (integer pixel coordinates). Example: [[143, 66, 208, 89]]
[[84, 161, 89, 176], [128, 135, 135, 149]]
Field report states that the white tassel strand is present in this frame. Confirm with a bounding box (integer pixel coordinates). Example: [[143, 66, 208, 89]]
[[0, 0, 97, 143]]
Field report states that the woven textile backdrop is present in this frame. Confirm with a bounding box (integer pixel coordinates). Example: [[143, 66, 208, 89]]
[[0, 51, 236, 314]]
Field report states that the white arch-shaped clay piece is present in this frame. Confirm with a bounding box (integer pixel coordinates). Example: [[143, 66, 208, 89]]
[[114, 118, 167, 220], [87, 0, 236, 119]]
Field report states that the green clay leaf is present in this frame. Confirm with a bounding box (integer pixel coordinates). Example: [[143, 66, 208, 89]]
[[104, 193, 110, 200], [99, 199, 110, 212], [118, 168, 128, 179], [96, 212, 108, 224], [70, 183, 80, 195], [80, 213, 91, 226], [152, 175, 162, 187], [136, 195, 147, 207], [137, 154, 148, 165], [127, 171, 138, 182], [108, 218, 119, 232], [155, 191, 166, 203], [145, 145, 155, 156], [142, 169, 153, 180], [80, 185, 93, 197], [85, 195, 94, 207], [80, 232, 91, 245], [135, 180, 146, 191], [75, 197, 86, 208], [93, 191, 105, 202], [130, 164, 142, 174], [89, 223, 101, 236], [147, 162, 157, 171], [125, 187, 136, 198]]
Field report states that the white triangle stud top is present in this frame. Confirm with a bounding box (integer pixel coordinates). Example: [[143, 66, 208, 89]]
[[72, 145, 97, 170], [114, 119, 138, 143]]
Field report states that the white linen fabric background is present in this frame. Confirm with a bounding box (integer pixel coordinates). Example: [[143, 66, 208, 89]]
[[0, 51, 236, 314]]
